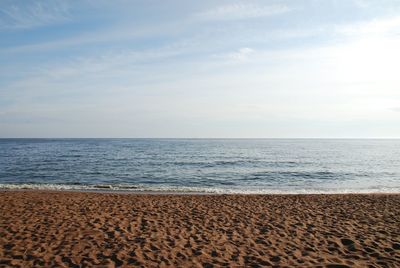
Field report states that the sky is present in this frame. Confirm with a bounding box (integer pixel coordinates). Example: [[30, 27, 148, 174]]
[[1, 0, 400, 138]]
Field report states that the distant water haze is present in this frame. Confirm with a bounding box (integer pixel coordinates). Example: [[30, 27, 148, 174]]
[[1, 139, 399, 193]]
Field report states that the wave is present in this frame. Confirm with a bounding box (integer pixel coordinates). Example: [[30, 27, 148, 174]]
[[1, 183, 399, 194]]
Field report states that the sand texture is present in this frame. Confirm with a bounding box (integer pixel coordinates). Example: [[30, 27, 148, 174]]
[[0, 192, 399, 267]]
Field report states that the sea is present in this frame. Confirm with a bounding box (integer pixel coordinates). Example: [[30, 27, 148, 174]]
[[0, 139, 399, 194]]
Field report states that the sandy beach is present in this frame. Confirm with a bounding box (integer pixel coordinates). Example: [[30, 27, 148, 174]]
[[0, 192, 399, 267]]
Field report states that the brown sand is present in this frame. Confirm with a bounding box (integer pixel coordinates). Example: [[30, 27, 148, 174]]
[[0, 192, 399, 267]]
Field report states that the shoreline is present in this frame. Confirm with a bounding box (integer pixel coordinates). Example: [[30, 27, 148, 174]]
[[2, 188, 400, 196], [1, 183, 399, 195], [1, 191, 399, 267]]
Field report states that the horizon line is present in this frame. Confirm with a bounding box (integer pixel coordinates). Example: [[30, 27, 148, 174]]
[[1, 137, 400, 140]]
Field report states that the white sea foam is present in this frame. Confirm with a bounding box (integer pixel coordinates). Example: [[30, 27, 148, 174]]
[[1, 183, 399, 194]]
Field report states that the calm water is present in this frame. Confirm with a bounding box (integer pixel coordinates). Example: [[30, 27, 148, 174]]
[[0, 139, 399, 193]]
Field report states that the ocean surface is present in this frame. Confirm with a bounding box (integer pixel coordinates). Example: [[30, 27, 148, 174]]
[[0, 139, 399, 194]]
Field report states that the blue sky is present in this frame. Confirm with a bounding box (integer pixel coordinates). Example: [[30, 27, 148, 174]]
[[1, 0, 400, 138]]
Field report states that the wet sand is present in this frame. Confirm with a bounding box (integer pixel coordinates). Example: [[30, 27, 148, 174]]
[[0, 191, 399, 267]]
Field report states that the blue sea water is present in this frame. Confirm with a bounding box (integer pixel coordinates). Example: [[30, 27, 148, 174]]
[[0, 139, 399, 194]]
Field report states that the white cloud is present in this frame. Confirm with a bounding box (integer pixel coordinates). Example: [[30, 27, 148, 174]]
[[195, 3, 291, 21], [0, 1, 70, 29], [221, 47, 255, 61]]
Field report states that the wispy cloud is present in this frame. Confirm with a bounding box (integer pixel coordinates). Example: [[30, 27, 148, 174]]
[[43, 47, 188, 80], [0, 0, 70, 29], [216, 47, 255, 62], [195, 3, 291, 21]]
